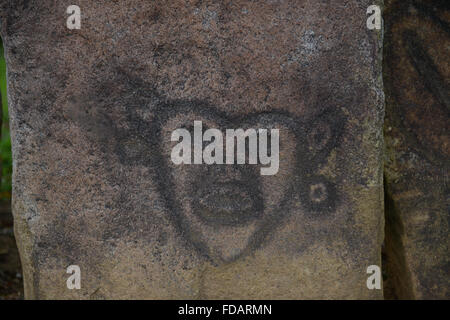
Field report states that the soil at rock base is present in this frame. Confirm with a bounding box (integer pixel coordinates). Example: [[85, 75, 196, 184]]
[[0, 202, 23, 300]]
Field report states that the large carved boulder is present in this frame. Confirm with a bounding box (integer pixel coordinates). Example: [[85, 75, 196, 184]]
[[1, 0, 384, 299]]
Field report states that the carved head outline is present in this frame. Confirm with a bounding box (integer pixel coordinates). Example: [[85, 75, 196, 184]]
[[137, 101, 345, 264]]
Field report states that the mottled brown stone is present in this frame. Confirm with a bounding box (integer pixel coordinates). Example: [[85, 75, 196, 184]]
[[1, 0, 384, 299], [383, 0, 449, 299]]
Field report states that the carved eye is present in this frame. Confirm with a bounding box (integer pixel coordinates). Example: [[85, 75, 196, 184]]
[[299, 176, 337, 215]]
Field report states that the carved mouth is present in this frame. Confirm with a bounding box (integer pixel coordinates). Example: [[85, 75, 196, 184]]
[[194, 181, 263, 227]]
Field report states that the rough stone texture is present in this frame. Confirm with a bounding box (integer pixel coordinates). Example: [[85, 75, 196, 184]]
[[1, 0, 384, 299], [383, 0, 449, 299]]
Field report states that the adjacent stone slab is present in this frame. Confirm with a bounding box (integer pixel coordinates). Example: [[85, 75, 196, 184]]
[[384, 0, 449, 299], [1, 0, 384, 299]]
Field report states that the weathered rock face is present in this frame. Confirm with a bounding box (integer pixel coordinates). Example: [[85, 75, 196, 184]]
[[383, 0, 449, 299], [1, 1, 384, 299]]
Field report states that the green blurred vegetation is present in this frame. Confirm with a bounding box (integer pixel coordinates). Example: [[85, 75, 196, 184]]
[[0, 38, 12, 201]]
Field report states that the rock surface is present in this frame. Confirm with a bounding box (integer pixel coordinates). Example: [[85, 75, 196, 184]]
[[1, 0, 384, 299], [383, 0, 449, 299]]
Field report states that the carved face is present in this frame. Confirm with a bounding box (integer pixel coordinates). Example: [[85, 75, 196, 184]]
[[146, 102, 343, 263], [67, 72, 345, 264]]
